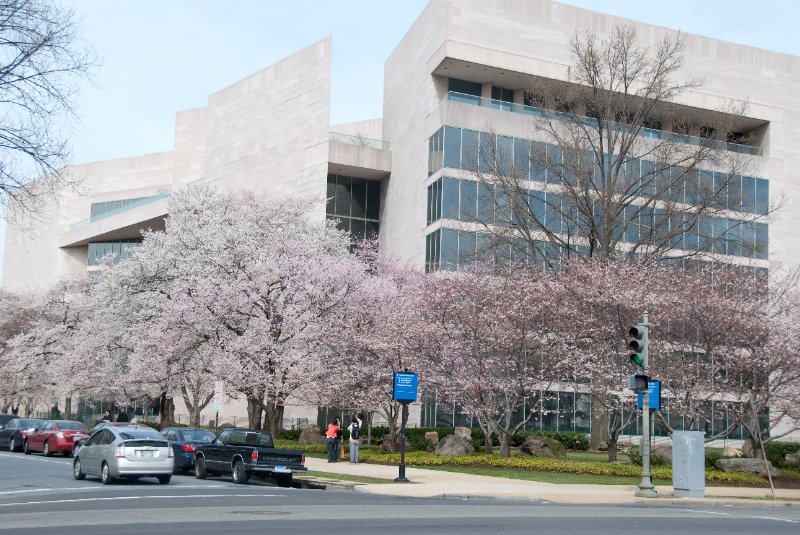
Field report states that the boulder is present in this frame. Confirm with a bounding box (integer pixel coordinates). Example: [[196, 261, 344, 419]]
[[380, 436, 412, 453], [435, 434, 475, 456], [651, 444, 672, 464], [298, 425, 326, 445], [597, 441, 609, 452], [741, 439, 761, 458], [424, 431, 439, 451], [454, 426, 471, 440], [716, 458, 776, 478], [785, 453, 800, 468], [519, 436, 566, 458], [723, 447, 742, 458]]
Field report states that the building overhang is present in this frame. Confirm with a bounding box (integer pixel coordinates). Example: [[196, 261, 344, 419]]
[[328, 138, 391, 180], [59, 197, 169, 247]]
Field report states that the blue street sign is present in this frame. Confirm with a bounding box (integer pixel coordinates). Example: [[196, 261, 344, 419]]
[[637, 379, 661, 411], [393, 371, 418, 402]]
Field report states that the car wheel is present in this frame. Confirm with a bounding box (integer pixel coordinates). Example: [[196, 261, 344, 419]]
[[157, 475, 171, 485], [43, 441, 51, 457], [73, 458, 86, 480], [9, 435, 19, 452], [100, 462, 113, 485], [232, 460, 250, 484], [194, 457, 207, 479], [23, 439, 31, 455], [273, 473, 293, 487]]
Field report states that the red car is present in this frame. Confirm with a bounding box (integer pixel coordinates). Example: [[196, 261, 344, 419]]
[[24, 420, 89, 457]]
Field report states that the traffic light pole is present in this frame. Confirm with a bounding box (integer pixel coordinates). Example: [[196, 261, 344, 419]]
[[635, 311, 658, 498]]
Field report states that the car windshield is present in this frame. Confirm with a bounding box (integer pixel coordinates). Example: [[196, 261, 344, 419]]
[[118, 430, 164, 440], [228, 430, 274, 447], [183, 430, 215, 443], [19, 419, 45, 428], [58, 422, 88, 431]]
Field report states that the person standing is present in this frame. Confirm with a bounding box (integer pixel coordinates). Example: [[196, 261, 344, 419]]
[[116, 409, 129, 423], [334, 417, 343, 462], [325, 418, 340, 463], [347, 414, 363, 464]]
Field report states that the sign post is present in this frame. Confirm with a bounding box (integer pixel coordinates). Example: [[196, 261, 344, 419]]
[[633, 312, 658, 498], [213, 381, 224, 427], [392, 370, 418, 483]]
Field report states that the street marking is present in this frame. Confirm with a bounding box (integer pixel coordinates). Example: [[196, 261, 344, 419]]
[[747, 515, 798, 524], [0, 493, 282, 507], [683, 509, 730, 516], [0, 453, 70, 465], [0, 489, 52, 495]]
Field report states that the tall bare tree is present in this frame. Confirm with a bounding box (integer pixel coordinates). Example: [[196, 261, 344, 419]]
[[0, 0, 96, 218], [462, 25, 772, 449]]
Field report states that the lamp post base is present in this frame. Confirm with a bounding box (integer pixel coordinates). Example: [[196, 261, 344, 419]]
[[635, 478, 659, 498], [394, 477, 411, 483]]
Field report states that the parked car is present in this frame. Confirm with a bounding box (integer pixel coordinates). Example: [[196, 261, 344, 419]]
[[193, 428, 306, 486], [0, 418, 47, 452], [73, 421, 135, 454], [161, 427, 216, 474], [24, 420, 90, 457], [0, 414, 18, 430], [73, 425, 174, 485]]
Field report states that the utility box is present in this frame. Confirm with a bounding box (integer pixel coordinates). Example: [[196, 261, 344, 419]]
[[672, 431, 705, 498]]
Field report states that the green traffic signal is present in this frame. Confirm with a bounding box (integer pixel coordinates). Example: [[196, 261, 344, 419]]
[[628, 324, 647, 368]]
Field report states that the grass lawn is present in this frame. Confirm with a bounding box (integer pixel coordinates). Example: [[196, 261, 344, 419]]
[[417, 464, 671, 486]]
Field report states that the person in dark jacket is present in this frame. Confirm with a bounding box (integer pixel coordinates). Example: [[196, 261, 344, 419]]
[[116, 409, 129, 423]]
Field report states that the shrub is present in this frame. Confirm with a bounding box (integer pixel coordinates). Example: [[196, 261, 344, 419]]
[[279, 429, 302, 441], [764, 441, 800, 468], [705, 450, 726, 469]]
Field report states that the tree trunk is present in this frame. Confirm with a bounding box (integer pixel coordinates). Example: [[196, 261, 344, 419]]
[[65, 397, 72, 419], [158, 393, 174, 428], [247, 396, 263, 429], [483, 430, 494, 454], [181, 384, 214, 427], [498, 432, 512, 458], [366, 412, 373, 447], [608, 437, 618, 462], [590, 390, 610, 450], [262, 403, 284, 438]]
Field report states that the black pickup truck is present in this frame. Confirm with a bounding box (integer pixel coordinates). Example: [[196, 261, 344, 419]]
[[193, 428, 306, 486]]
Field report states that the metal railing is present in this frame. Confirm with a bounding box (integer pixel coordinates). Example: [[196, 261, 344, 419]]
[[329, 131, 390, 151], [446, 91, 762, 156], [69, 190, 172, 230]]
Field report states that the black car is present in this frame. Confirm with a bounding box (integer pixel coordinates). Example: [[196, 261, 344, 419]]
[[0, 418, 47, 451], [161, 427, 216, 474], [194, 428, 306, 486], [0, 414, 18, 429]]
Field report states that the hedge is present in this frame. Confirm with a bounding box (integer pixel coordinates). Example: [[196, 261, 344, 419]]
[[764, 441, 800, 468]]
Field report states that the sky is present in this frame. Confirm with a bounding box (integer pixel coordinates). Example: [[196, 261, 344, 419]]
[[1, 0, 798, 284]]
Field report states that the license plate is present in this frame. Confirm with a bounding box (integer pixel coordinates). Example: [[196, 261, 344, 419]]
[[137, 450, 154, 458], [273, 465, 291, 473]]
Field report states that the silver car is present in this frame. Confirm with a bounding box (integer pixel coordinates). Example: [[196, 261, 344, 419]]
[[73, 425, 174, 484]]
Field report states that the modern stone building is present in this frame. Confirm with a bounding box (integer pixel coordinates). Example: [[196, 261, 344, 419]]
[[3, 0, 797, 436]]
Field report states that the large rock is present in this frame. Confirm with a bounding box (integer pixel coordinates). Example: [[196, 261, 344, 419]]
[[454, 426, 471, 440], [424, 431, 439, 451], [785, 453, 800, 468], [298, 425, 326, 445], [651, 444, 672, 464], [435, 434, 475, 456], [380, 436, 412, 453], [723, 447, 742, 458], [519, 436, 566, 459], [716, 458, 776, 478], [741, 439, 762, 459]]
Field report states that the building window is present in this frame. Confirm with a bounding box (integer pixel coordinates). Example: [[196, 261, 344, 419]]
[[87, 238, 143, 266], [326, 174, 380, 241], [448, 78, 481, 96], [425, 229, 441, 272]]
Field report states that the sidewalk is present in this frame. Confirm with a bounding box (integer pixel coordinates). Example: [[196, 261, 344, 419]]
[[304, 457, 800, 507]]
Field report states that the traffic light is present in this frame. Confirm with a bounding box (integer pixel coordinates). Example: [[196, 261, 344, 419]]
[[627, 373, 649, 391], [628, 324, 647, 368]]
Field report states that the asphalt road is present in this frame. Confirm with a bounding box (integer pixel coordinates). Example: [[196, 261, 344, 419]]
[[1, 451, 799, 534]]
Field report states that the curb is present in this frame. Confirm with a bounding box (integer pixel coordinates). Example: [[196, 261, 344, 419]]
[[626, 497, 797, 509], [295, 476, 358, 492]]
